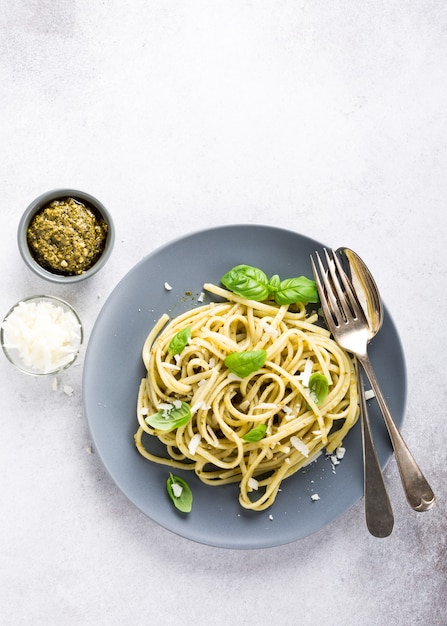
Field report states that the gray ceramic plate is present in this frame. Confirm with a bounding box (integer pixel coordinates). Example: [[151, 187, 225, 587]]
[[83, 225, 406, 549]]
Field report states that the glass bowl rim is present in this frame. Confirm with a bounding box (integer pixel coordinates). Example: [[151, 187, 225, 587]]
[[1, 294, 84, 376]]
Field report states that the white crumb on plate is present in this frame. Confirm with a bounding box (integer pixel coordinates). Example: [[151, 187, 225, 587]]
[[336, 446, 346, 459]]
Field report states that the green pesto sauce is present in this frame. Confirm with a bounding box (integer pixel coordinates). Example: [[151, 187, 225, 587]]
[[27, 197, 108, 276]]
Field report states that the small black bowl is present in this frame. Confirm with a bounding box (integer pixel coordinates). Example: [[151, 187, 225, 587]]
[[18, 188, 115, 283]]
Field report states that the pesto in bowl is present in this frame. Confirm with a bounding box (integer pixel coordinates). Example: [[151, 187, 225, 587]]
[[18, 189, 115, 283]]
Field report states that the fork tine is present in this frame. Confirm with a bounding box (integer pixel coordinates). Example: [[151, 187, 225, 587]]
[[310, 251, 343, 329], [311, 248, 368, 330], [323, 248, 353, 322]]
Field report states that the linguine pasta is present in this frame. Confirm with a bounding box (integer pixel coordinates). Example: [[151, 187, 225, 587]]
[[134, 283, 359, 511]]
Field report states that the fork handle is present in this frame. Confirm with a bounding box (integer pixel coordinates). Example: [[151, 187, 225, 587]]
[[357, 354, 436, 512], [359, 369, 394, 537]]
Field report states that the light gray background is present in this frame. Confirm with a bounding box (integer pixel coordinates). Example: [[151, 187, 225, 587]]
[[1, 2, 446, 625]]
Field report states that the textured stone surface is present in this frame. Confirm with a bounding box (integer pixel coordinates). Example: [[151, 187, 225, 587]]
[[1, 2, 446, 624]]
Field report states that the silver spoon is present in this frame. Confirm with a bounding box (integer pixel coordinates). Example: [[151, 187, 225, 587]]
[[336, 247, 435, 513], [335, 247, 383, 342], [333, 248, 393, 536]]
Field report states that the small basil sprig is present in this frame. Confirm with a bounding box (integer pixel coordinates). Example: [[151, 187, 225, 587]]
[[221, 264, 319, 304], [166, 473, 193, 513], [242, 424, 267, 442], [221, 265, 270, 301], [224, 349, 267, 378], [274, 276, 319, 305], [145, 401, 191, 432], [308, 373, 329, 405], [168, 327, 191, 356]]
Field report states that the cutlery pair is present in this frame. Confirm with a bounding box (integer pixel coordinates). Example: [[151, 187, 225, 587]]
[[311, 249, 435, 537]]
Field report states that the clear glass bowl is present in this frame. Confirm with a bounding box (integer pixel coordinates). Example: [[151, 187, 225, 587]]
[[1, 295, 83, 375]]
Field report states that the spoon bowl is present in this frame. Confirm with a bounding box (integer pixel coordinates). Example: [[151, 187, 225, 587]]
[[335, 247, 383, 340]]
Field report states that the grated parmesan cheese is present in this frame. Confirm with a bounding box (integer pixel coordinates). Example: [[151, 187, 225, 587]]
[[248, 477, 259, 491], [188, 433, 201, 455], [171, 482, 183, 498], [161, 362, 181, 371], [261, 319, 279, 337], [63, 384, 74, 396], [191, 400, 211, 414], [290, 435, 310, 457], [298, 359, 313, 387], [1, 299, 82, 374], [335, 446, 346, 459]]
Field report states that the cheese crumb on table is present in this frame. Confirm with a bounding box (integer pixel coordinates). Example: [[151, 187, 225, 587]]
[[63, 384, 74, 396]]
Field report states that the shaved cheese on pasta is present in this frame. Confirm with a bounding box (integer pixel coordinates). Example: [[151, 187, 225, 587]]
[[290, 436, 310, 458], [248, 477, 259, 491], [298, 359, 313, 386], [188, 433, 201, 455], [135, 282, 359, 511]]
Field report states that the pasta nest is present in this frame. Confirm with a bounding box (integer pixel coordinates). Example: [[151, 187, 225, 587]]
[[135, 284, 359, 511]]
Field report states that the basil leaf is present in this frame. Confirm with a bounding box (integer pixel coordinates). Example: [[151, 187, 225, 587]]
[[242, 424, 267, 442], [221, 265, 269, 301], [167, 473, 193, 513], [224, 349, 267, 378], [308, 373, 329, 405], [145, 401, 191, 432], [268, 273, 281, 293], [274, 276, 319, 305], [168, 326, 191, 356]]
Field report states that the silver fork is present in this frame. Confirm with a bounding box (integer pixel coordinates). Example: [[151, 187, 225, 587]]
[[311, 249, 435, 513], [358, 365, 394, 536]]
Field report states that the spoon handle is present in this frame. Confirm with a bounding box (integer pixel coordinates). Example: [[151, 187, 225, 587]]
[[358, 368, 394, 537], [358, 354, 436, 512]]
